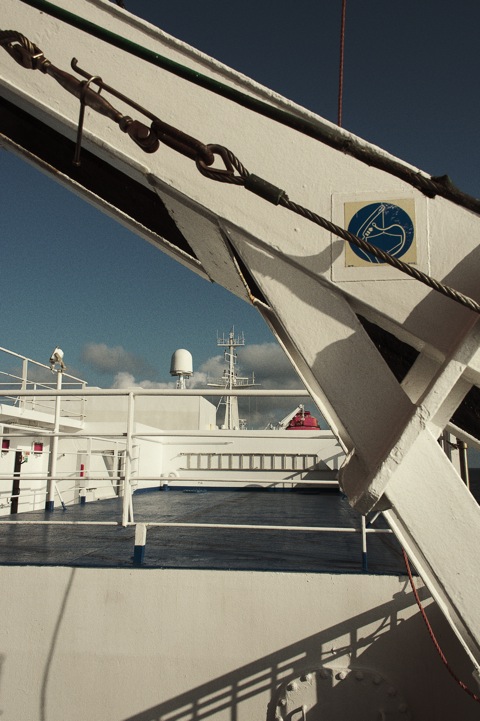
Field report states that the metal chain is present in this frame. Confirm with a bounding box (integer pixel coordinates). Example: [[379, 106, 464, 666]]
[[2, 30, 479, 315]]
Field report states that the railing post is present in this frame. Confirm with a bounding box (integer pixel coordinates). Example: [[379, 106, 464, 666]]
[[458, 439, 470, 490], [133, 523, 147, 564], [361, 515, 368, 572], [20, 359, 28, 410], [122, 392, 135, 526], [79, 438, 91, 504], [81, 381, 87, 423], [46, 370, 62, 511]]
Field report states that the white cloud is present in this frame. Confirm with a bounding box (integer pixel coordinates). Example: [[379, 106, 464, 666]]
[[235, 343, 303, 389], [193, 343, 323, 430], [92, 342, 324, 429], [190, 344, 303, 390], [81, 342, 158, 377], [190, 354, 224, 388], [112, 372, 175, 390]]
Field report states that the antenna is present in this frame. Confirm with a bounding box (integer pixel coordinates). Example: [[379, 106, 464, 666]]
[[208, 329, 258, 430], [170, 349, 193, 389]]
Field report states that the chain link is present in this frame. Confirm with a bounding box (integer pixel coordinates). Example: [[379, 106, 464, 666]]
[[2, 29, 479, 315]]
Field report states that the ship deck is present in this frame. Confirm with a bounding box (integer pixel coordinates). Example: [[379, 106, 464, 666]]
[[0, 488, 407, 573]]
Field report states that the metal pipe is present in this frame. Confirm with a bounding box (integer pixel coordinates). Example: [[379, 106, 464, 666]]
[[361, 515, 368, 571], [458, 439, 470, 489], [45, 370, 62, 511], [5, 388, 310, 397], [0, 520, 119, 526], [122, 392, 135, 526], [0, 475, 338, 486], [0, 345, 86, 383], [20, 358, 27, 410], [0, 519, 357, 531], [0, 430, 334, 439]]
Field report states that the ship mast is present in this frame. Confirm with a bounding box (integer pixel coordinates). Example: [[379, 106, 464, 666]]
[[209, 329, 257, 430]]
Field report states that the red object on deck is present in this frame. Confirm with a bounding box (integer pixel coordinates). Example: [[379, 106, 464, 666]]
[[286, 410, 320, 430]]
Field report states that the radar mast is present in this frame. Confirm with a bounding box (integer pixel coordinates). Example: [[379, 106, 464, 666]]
[[208, 329, 257, 430]]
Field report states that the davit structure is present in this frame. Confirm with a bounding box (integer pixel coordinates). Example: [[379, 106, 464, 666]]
[[1, 1, 480, 718]]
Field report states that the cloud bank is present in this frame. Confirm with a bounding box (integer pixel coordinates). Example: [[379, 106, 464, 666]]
[[80, 341, 323, 428], [81, 342, 159, 379], [111, 372, 175, 390], [193, 343, 318, 429]]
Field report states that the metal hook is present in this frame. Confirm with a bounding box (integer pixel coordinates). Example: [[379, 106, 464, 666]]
[[72, 56, 158, 123], [73, 73, 103, 166]]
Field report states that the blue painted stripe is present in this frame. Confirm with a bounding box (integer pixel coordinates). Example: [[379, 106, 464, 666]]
[[362, 551, 368, 572], [133, 544, 145, 565]]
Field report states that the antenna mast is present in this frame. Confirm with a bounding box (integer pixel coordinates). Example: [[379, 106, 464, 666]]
[[208, 329, 257, 430]]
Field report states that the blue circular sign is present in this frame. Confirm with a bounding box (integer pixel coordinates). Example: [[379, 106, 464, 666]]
[[347, 202, 414, 263]]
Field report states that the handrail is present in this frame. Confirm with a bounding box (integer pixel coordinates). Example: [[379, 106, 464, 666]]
[[0, 345, 86, 384], [0, 514, 392, 571], [0, 383, 388, 570], [7, 388, 310, 397], [0, 518, 391, 533], [0, 383, 343, 522], [0, 346, 88, 420]]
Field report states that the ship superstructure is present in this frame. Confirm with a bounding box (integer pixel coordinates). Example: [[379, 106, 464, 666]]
[[0, 341, 342, 511]]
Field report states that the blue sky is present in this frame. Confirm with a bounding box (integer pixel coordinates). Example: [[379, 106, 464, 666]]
[[1, 0, 480, 425]]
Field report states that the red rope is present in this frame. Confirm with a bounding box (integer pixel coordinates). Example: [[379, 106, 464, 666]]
[[402, 548, 480, 704], [337, 0, 347, 127]]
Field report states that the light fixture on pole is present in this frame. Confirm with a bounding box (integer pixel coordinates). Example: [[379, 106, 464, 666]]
[[46, 346, 64, 511], [49, 346, 66, 373]]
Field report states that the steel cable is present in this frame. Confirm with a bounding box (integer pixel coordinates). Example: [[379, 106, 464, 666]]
[[278, 195, 480, 313], [197, 144, 480, 315], [0, 30, 44, 69], [2, 30, 480, 315]]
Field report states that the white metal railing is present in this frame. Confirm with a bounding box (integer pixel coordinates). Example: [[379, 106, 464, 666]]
[[0, 513, 392, 571], [0, 346, 87, 420], [0, 386, 325, 515], [0, 385, 391, 569]]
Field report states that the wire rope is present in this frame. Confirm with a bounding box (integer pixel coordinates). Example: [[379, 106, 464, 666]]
[[2, 29, 480, 314], [14, 0, 480, 215]]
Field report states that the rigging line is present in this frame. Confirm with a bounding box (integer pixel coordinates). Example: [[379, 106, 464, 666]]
[[402, 548, 480, 705], [2, 35, 480, 314], [1, 31, 479, 314], [12, 0, 480, 214], [337, 0, 347, 127], [278, 194, 480, 314], [196, 146, 480, 315]]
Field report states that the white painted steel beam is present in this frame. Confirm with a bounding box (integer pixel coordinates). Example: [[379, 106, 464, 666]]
[[3, 0, 480, 674]]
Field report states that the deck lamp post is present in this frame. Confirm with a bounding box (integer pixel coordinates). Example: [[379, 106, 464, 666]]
[[46, 347, 64, 511]]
